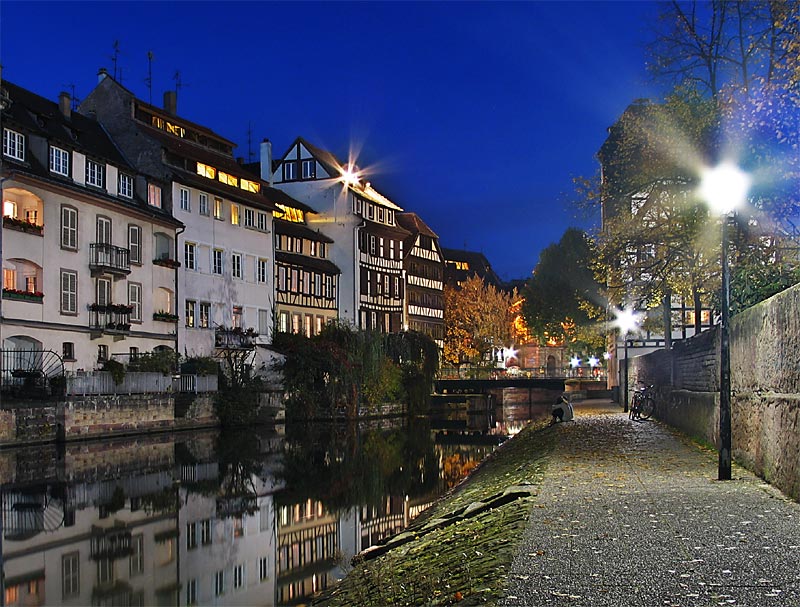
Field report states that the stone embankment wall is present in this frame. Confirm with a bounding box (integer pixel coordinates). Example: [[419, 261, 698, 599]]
[[630, 283, 800, 500]]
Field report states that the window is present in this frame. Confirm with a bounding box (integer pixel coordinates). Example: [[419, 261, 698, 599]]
[[370, 235, 376, 255], [231, 253, 242, 279], [3, 128, 24, 161], [128, 225, 142, 263], [129, 283, 142, 321], [197, 162, 216, 179], [186, 579, 197, 605], [118, 173, 133, 198], [62, 552, 79, 599], [129, 346, 139, 360], [278, 266, 286, 291], [97, 558, 114, 585], [218, 171, 238, 187], [98, 344, 109, 362], [199, 302, 210, 328], [257, 258, 268, 283], [185, 300, 196, 327], [62, 342, 75, 361], [394, 276, 400, 297], [232, 306, 243, 329], [186, 523, 197, 550], [292, 313, 301, 334], [304, 314, 312, 338], [184, 243, 196, 270], [302, 159, 315, 179], [96, 278, 111, 308], [233, 564, 244, 589], [214, 571, 225, 596], [258, 309, 270, 336], [231, 204, 240, 226], [130, 535, 144, 576], [86, 159, 104, 188], [60, 270, 77, 314], [61, 206, 78, 250], [279, 311, 289, 333], [148, 183, 162, 208], [50, 146, 69, 175], [201, 519, 212, 545], [240, 178, 260, 193], [214, 197, 223, 220], [213, 249, 223, 274], [283, 161, 297, 181], [234, 517, 244, 538], [260, 556, 269, 581], [244, 208, 255, 227], [180, 188, 191, 211], [257, 211, 267, 231], [199, 193, 209, 215]]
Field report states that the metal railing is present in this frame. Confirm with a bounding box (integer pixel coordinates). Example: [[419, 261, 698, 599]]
[[172, 374, 218, 393], [89, 243, 131, 274], [65, 371, 218, 396]]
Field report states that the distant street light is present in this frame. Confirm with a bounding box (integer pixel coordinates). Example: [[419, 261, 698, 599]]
[[699, 162, 750, 481], [614, 307, 642, 413]]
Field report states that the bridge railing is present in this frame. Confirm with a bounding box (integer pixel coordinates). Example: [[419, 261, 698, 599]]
[[438, 366, 608, 381]]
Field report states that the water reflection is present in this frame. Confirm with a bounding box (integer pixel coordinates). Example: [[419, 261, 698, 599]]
[[0, 398, 545, 607]]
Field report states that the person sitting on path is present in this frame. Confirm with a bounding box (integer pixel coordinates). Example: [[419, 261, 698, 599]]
[[552, 393, 574, 423]]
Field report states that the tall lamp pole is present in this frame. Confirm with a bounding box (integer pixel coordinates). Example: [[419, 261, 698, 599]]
[[614, 308, 641, 414], [700, 162, 750, 481]]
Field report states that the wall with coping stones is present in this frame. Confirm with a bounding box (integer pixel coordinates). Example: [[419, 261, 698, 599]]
[[630, 282, 800, 500]]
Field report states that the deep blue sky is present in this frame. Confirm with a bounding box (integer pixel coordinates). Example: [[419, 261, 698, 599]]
[[1, 1, 665, 281]]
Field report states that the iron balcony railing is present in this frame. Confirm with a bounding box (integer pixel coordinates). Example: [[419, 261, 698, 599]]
[[89, 243, 131, 275]]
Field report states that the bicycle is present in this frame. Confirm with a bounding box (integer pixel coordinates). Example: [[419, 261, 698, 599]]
[[629, 384, 655, 420]]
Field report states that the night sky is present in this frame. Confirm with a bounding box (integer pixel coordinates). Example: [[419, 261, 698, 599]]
[[1, 1, 666, 281]]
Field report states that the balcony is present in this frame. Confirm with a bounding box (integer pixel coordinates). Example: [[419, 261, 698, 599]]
[[3, 216, 43, 236], [90, 243, 131, 277], [2, 288, 43, 303], [89, 304, 133, 337], [215, 326, 258, 349], [153, 255, 181, 269]]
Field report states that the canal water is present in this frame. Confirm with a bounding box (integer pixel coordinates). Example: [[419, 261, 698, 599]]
[[0, 397, 549, 607]]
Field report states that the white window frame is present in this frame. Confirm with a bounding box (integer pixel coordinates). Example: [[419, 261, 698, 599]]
[[213, 249, 223, 274], [118, 173, 134, 198], [257, 211, 267, 231], [61, 552, 80, 599], [60, 270, 77, 314], [185, 299, 196, 328], [199, 302, 210, 328], [199, 193, 209, 215], [244, 207, 255, 228], [128, 225, 142, 264], [231, 253, 242, 279], [61, 206, 78, 250], [148, 183, 162, 208], [128, 282, 142, 322], [302, 159, 315, 179], [185, 242, 196, 270], [3, 128, 24, 161], [257, 258, 268, 283], [50, 146, 69, 175], [180, 187, 191, 211], [86, 159, 104, 188]]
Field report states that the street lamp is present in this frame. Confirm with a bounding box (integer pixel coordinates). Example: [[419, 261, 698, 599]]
[[699, 162, 750, 481], [614, 307, 642, 413]]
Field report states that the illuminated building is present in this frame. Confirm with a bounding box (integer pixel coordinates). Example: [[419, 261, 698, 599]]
[[267, 137, 409, 332], [0, 80, 181, 371], [442, 248, 502, 289]]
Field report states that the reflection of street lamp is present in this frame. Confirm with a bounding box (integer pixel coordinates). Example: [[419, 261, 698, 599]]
[[614, 308, 642, 413], [699, 162, 750, 481]]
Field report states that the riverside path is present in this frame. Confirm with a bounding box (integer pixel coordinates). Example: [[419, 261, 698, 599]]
[[503, 400, 800, 606]]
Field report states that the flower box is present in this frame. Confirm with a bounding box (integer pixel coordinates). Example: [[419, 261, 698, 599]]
[[3, 288, 44, 302], [3, 216, 43, 235], [153, 257, 181, 269], [153, 312, 179, 323]]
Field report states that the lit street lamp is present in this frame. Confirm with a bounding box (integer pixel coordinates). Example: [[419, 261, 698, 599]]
[[614, 307, 642, 413], [699, 162, 750, 481]]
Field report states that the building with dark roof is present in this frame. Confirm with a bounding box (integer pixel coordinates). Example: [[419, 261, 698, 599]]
[[396, 212, 444, 347], [81, 71, 280, 357], [0, 79, 182, 371], [441, 248, 502, 289]]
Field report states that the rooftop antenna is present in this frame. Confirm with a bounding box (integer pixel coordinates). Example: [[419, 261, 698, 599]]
[[173, 70, 188, 105], [247, 122, 255, 162], [110, 40, 121, 80], [62, 83, 80, 110], [145, 51, 155, 104]]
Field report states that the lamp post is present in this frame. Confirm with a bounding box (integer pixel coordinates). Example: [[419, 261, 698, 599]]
[[699, 162, 750, 481], [614, 307, 641, 414]]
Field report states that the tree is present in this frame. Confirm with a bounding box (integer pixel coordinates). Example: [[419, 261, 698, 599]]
[[521, 228, 604, 350], [443, 275, 513, 367]]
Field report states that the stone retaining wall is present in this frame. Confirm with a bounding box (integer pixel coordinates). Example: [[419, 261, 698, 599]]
[[630, 282, 800, 500]]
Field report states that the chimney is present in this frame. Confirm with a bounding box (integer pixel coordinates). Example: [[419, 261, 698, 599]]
[[163, 91, 177, 115], [58, 92, 71, 119], [260, 139, 273, 185], [97, 68, 109, 84]]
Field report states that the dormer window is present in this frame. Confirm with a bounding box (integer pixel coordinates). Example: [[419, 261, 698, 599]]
[[197, 162, 216, 179], [49, 146, 69, 176], [284, 161, 297, 181], [240, 178, 260, 193], [85, 159, 105, 188], [118, 173, 134, 198], [2, 129, 24, 161], [218, 171, 237, 187], [148, 183, 162, 208]]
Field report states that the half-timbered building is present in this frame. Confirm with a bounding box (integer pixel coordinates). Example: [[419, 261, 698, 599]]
[[80, 71, 278, 357], [0, 80, 182, 372], [396, 212, 444, 348], [267, 137, 409, 332]]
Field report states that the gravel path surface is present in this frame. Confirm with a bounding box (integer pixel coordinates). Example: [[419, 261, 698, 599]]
[[502, 401, 800, 607]]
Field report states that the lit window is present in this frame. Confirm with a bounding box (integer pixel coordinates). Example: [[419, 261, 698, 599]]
[[148, 183, 162, 208], [232, 305, 243, 329], [3, 268, 15, 290], [199, 193, 209, 215], [86, 159, 105, 188], [3, 128, 24, 161], [185, 300, 196, 327], [214, 197, 223, 220], [180, 188, 191, 211], [197, 162, 216, 179], [231, 253, 242, 279], [240, 178, 260, 193], [50, 146, 69, 175], [231, 204, 240, 226], [61, 206, 78, 249], [3, 200, 16, 218], [199, 302, 210, 328], [118, 173, 133, 198], [218, 171, 238, 187]]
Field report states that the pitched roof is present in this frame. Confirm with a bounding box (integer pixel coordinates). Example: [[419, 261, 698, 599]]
[[275, 251, 341, 275], [396, 212, 438, 238], [171, 168, 277, 212], [274, 219, 334, 243], [442, 248, 502, 287]]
